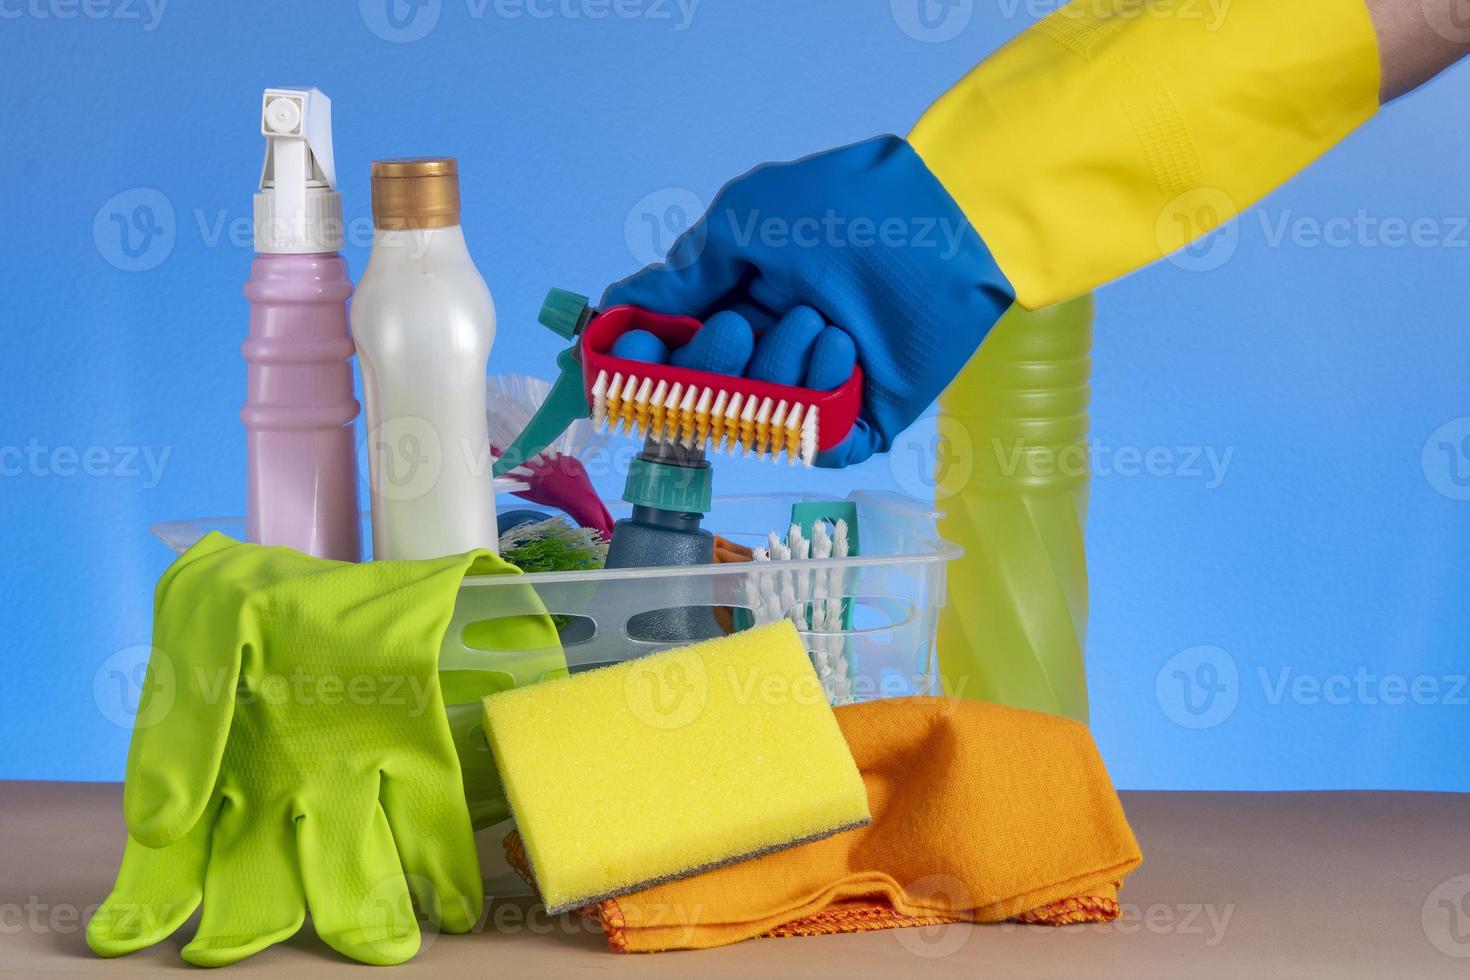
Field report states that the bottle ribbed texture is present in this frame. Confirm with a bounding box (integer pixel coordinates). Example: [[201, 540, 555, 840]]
[[936, 296, 1092, 722]]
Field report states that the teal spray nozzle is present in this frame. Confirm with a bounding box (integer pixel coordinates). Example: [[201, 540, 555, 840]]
[[492, 288, 598, 478], [495, 288, 714, 515], [506, 288, 722, 647]]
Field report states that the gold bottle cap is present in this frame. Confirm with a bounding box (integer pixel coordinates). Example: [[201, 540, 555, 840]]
[[370, 157, 461, 230]]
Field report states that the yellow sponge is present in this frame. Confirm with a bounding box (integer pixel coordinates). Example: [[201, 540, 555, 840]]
[[482, 620, 871, 914]]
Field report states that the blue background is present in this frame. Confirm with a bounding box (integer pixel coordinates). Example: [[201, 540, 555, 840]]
[[2, 0, 1466, 789]]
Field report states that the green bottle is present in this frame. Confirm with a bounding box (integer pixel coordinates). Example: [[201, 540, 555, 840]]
[[935, 295, 1093, 723]]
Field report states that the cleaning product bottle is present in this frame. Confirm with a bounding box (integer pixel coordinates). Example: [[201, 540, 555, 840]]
[[353, 158, 499, 559], [603, 440, 723, 644], [518, 289, 723, 647], [243, 87, 361, 561], [935, 296, 1093, 722]]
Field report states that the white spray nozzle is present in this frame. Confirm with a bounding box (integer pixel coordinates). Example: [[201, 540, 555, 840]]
[[254, 87, 343, 254]]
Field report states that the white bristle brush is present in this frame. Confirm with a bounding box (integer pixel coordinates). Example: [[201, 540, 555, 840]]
[[741, 519, 854, 704], [486, 373, 607, 471]]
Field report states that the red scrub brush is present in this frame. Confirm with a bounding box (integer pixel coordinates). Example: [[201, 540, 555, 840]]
[[494, 289, 863, 474]]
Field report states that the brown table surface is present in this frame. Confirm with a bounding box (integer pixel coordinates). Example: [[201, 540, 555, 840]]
[[3, 782, 1469, 978]]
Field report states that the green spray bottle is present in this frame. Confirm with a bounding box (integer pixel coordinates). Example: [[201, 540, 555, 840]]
[[935, 295, 1093, 723]]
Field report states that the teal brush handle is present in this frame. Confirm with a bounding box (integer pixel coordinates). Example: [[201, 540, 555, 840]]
[[493, 345, 589, 477]]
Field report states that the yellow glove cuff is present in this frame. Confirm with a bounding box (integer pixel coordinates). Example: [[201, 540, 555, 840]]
[[910, 0, 1381, 308]]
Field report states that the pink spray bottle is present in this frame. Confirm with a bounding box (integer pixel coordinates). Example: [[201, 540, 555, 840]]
[[242, 87, 361, 560]]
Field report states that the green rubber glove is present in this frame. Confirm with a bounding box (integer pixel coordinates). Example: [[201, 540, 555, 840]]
[[87, 533, 535, 967]]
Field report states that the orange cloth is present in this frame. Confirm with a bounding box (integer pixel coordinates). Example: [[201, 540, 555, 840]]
[[711, 535, 754, 564], [711, 536, 754, 634], [505, 696, 1141, 952]]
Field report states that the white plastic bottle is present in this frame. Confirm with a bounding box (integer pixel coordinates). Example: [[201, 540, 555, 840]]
[[352, 158, 499, 559]]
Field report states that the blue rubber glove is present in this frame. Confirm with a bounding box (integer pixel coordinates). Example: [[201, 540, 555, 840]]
[[669, 310, 754, 375], [603, 136, 1013, 467]]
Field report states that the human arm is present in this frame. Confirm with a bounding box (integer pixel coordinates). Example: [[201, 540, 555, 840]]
[[607, 0, 1468, 466], [1369, 0, 1470, 101]]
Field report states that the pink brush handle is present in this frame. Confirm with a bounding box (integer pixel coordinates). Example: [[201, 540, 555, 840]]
[[498, 450, 613, 540]]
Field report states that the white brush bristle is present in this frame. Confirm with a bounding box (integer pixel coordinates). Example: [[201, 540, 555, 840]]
[[488, 373, 609, 461], [742, 518, 855, 705]]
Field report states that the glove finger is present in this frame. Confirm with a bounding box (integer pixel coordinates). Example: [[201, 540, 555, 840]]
[[125, 534, 248, 849], [180, 792, 306, 967], [669, 310, 755, 375], [381, 765, 485, 935], [87, 811, 211, 957], [804, 326, 857, 391], [298, 795, 421, 966], [601, 212, 750, 319], [815, 419, 881, 469], [609, 328, 670, 364], [748, 306, 827, 386], [723, 296, 779, 335]]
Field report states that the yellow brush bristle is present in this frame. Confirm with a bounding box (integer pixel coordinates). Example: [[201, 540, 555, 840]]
[[678, 387, 699, 447], [589, 370, 819, 465], [737, 397, 758, 456], [646, 379, 668, 436], [609, 377, 627, 431], [783, 404, 805, 466], [690, 389, 712, 449], [662, 382, 684, 442], [767, 400, 789, 459], [627, 377, 651, 433], [711, 390, 735, 447]]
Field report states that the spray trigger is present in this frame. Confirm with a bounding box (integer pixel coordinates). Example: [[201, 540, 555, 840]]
[[493, 290, 598, 477], [254, 87, 341, 254]]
